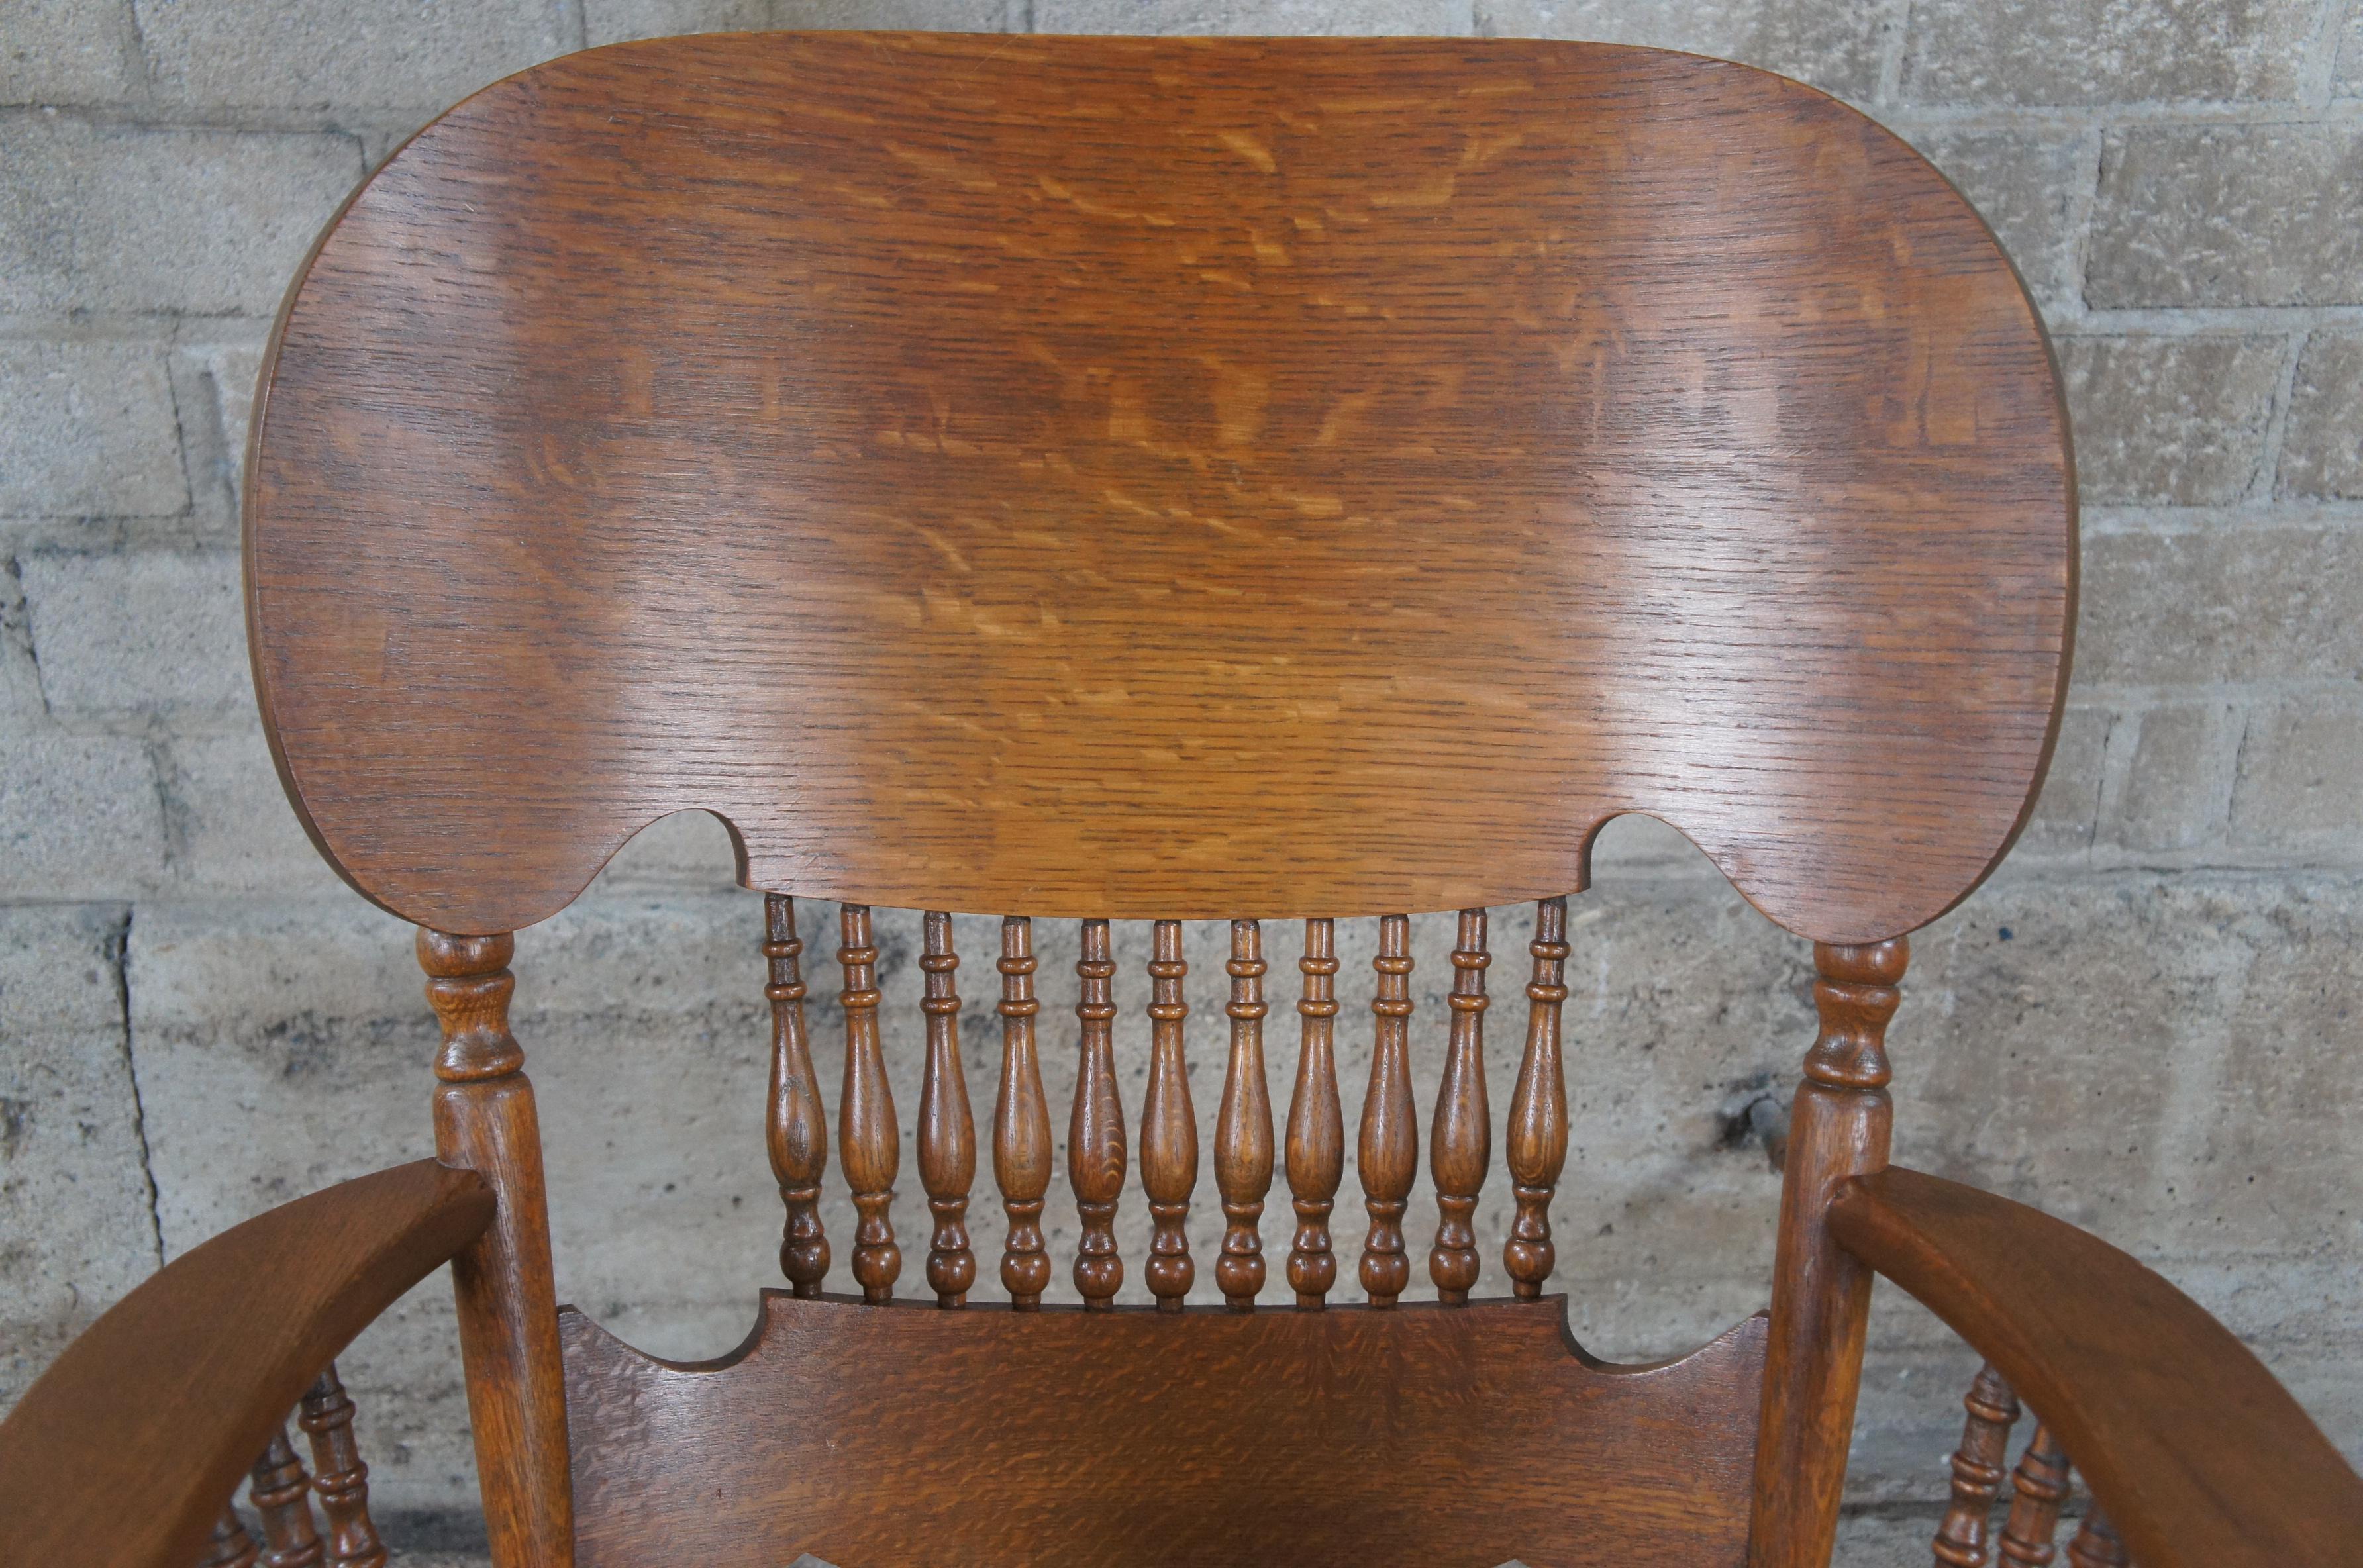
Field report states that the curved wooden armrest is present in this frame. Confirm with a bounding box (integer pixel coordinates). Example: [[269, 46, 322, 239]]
[[1829, 1165, 2363, 1568], [0, 1159, 493, 1568]]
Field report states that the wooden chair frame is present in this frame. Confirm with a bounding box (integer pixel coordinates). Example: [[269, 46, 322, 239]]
[[4, 30, 2359, 1568]]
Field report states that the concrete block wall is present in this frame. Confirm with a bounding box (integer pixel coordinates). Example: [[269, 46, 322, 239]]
[[3, 0, 2358, 1557]]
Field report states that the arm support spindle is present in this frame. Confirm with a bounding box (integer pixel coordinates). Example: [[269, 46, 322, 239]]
[[0, 1161, 490, 1568], [1831, 1164, 2363, 1568]]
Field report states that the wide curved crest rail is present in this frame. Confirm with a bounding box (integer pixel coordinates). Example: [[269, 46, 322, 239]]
[[245, 30, 2072, 947]]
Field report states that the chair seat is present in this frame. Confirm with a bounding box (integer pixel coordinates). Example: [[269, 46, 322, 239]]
[[560, 1295, 1768, 1568]]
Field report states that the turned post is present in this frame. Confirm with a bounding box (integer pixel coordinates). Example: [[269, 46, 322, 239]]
[[2065, 1508, 2128, 1568], [1748, 937, 1906, 1568], [1504, 895, 1570, 1298], [1071, 918, 1127, 1308], [1287, 918, 1345, 1308], [1141, 919, 1199, 1311], [1934, 1361, 2023, 1568], [917, 910, 977, 1307], [248, 1427, 324, 1568], [202, 1504, 260, 1568], [995, 916, 1054, 1310], [1999, 1425, 2072, 1568], [1429, 908, 1490, 1303], [298, 1363, 386, 1568], [838, 904, 901, 1304], [762, 895, 829, 1298], [1215, 918, 1274, 1310], [1358, 913, 1417, 1307], [421, 928, 574, 1568]]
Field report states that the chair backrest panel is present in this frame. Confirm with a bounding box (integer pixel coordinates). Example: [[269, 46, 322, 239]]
[[246, 31, 2073, 944]]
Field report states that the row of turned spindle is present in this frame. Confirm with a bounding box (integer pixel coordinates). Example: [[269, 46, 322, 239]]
[[200, 1363, 385, 1568], [1935, 1361, 2131, 1568], [762, 898, 1575, 1310]]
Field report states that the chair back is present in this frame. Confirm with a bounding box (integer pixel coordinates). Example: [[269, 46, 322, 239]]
[[244, 32, 2074, 1568]]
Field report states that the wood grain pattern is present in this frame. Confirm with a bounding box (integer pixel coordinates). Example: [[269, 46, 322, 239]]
[[1505, 896, 1571, 1300], [1428, 908, 1491, 1303], [421, 931, 576, 1568], [1070, 919, 1126, 1310], [1141, 920, 1199, 1312], [562, 1296, 1768, 1568], [1214, 919, 1274, 1311], [1934, 1361, 2023, 1568], [1287, 918, 1344, 1308], [246, 30, 2074, 946], [835, 905, 900, 1305], [1829, 1165, 2363, 1568], [762, 895, 829, 1298], [1750, 938, 1905, 1568], [248, 1429, 323, 1568], [917, 910, 976, 1308], [0, 1159, 486, 1568], [993, 916, 1054, 1310], [297, 1364, 387, 1568], [1359, 914, 1418, 1307]]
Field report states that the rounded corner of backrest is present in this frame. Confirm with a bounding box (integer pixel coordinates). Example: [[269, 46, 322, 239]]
[[1693, 53, 2077, 946], [1489, 39, 2077, 949], [238, 93, 562, 941], [242, 167, 388, 932]]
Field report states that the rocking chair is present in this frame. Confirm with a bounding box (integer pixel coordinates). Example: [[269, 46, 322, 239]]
[[5, 30, 2358, 1568]]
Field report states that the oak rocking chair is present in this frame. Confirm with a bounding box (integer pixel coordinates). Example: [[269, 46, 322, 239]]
[[5, 29, 2360, 1568]]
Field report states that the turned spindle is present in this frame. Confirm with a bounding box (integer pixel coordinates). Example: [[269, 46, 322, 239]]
[[763, 895, 829, 1298], [1505, 895, 1570, 1300], [1215, 918, 1274, 1310], [917, 910, 976, 1308], [1287, 917, 1345, 1308], [1934, 1361, 2023, 1568], [1429, 908, 1491, 1303], [202, 1505, 260, 1568], [1141, 919, 1199, 1311], [249, 1428, 325, 1568], [1071, 918, 1127, 1308], [995, 916, 1054, 1310], [838, 904, 901, 1304], [1359, 913, 1417, 1307], [1999, 1424, 2072, 1568], [2065, 1508, 2128, 1568], [1750, 936, 1908, 1568], [298, 1363, 386, 1568]]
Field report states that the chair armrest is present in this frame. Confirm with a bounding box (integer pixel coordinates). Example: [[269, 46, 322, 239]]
[[0, 1158, 493, 1568], [1829, 1165, 2363, 1568]]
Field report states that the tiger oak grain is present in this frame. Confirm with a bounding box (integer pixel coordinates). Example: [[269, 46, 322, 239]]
[[246, 32, 2074, 945]]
